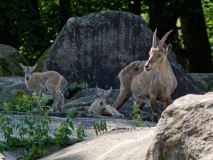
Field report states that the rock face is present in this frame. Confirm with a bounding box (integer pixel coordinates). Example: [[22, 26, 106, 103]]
[[42, 11, 201, 98], [0, 77, 27, 103], [0, 44, 26, 76], [1, 115, 156, 159], [65, 88, 155, 120], [190, 73, 213, 92], [146, 92, 213, 160], [40, 128, 155, 160]]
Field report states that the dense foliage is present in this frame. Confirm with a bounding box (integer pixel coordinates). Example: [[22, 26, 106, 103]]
[[0, 92, 86, 159], [202, 0, 213, 52], [0, 0, 212, 71]]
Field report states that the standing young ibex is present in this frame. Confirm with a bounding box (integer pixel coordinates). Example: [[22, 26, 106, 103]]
[[89, 87, 124, 118], [20, 63, 67, 112], [113, 29, 177, 121]]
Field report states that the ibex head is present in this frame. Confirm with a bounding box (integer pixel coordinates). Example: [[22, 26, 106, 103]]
[[144, 29, 173, 71], [20, 63, 37, 81], [96, 87, 112, 106]]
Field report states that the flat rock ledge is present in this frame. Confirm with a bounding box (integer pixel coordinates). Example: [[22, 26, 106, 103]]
[[40, 128, 155, 160], [0, 115, 156, 160]]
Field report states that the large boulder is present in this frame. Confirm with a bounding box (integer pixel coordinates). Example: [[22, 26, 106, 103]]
[[1, 115, 156, 159], [145, 92, 213, 160], [42, 11, 201, 98], [0, 77, 27, 104], [40, 128, 155, 160], [0, 44, 26, 76]]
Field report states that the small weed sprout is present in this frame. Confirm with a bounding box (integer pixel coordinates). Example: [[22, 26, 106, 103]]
[[131, 102, 143, 128], [76, 124, 86, 141], [93, 119, 107, 136]]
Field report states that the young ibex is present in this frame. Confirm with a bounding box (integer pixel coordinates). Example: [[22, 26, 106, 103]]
[[20, 63, 67, 112], [89, 87, 124, 118], [113, 29, 177, 121]]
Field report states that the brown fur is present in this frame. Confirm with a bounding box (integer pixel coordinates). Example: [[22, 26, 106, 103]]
[[113, 29, 177, 121], [20, 63, 66, 112], [89, 87, 124, 118]]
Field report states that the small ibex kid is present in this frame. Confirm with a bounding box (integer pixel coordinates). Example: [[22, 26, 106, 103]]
[[89, 87, 124, 118], [20, 63, 66, 112]]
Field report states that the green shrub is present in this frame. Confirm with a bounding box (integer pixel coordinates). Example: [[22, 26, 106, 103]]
[[131, 102, 143, 128], [0, 94, 85, 159], [54, 113, 74, 146], [93, 119, 107, 136], [76, 124, 86, 141]]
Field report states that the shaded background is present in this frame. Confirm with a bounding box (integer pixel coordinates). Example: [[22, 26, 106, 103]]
[[0, 0, 212, 72]]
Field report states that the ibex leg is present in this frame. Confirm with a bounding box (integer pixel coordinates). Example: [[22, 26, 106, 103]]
[[113, 89, 130, 110], [150, 95, 158, 122]]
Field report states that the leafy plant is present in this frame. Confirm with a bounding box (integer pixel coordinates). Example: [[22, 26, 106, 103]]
[[2, 90, 49, 112], [54, 112, 74, 146], [76, 124, 86, 141], [0, 93, 84, 159], [131, 102, 143, 128], [93, 119, 107, 136]]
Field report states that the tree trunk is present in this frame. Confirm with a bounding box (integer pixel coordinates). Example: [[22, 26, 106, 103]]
[[0, 1, 19, 47], [148, 0, 178, 43], [59, 0, 71, 28], [180, 0, 213, 72]]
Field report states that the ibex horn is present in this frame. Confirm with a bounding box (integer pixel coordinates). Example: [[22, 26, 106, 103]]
[[152, 28, 158, 48], [159, 30, 173, 48]]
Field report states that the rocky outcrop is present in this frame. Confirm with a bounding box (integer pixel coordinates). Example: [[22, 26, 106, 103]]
[[64, 88, 155, 120], [189, 73, 213, 91], [1, 115, 156, 159], [0, 44, 26, 76], [42, 11, 201, 98], [0, 77, 27, 104], [0, 76, 154, 119], [40, 128, 155, 160], [145, 92, 213, 160]]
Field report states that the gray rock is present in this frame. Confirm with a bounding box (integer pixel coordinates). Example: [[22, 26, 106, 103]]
[[65, 88, 155, 120], [40, 128, 155, 160], [0, 77, 27, 104], [0, 44, 26, 76], [0, 114, 156, 159], [146, 92, 213, 160], [189, 73, 213, 92], [42, 11, 201, 98]]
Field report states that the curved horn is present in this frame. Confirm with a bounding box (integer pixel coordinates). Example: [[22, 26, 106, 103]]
[[159, 30, 173, 48], [152, 28, 157, 48]]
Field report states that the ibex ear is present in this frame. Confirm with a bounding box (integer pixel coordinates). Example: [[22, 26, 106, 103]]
[[30, 63, 37, 72], [96, 87, 103, 97], [105, 87, 112, 97], [20, 63, 26, 70], [166, 43, 172, 53]]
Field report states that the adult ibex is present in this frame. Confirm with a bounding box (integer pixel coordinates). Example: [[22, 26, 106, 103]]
[[113, 29, 177, 121], [89, 87, 124, 118], [20, 63, 67, 112]]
